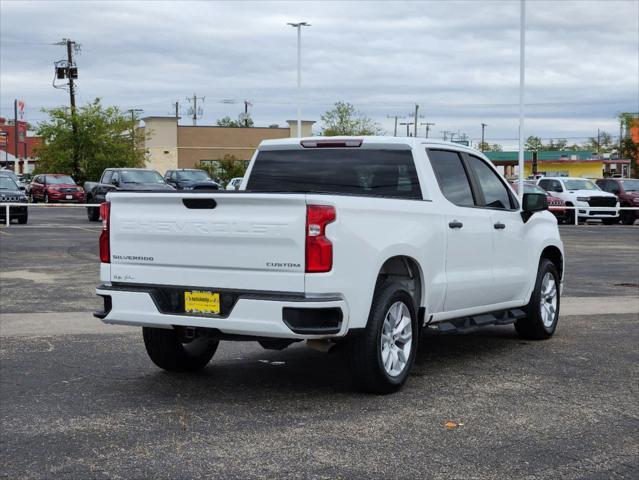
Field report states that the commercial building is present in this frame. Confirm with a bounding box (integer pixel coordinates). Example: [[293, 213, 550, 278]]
[[485, 150, 632, 179], [140, 117, 315, 174], [0, 117, 42, 173]]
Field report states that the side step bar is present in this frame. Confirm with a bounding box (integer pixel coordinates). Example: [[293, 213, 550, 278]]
[[430, 308, 526, 335]]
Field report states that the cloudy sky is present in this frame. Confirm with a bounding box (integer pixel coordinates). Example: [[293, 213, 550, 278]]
[[1, 0, 638, 148]]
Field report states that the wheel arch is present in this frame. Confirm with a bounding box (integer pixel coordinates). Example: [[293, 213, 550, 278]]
[[540, 245, 563, 281], [374, 255, 424, 311]]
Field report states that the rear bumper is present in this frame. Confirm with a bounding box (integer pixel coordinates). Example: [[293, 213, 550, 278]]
[[95, 285, 350, 340]]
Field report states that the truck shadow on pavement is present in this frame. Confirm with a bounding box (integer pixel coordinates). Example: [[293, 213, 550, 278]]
[[114, 326, 524, 398]]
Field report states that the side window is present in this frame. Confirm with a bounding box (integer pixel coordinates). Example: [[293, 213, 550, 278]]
[[102, 171, 112, 184], [552, 180, 563, 192], [538, 179, 551, 191], [111, 171, 120, 184], [608, 181, 620, 194], [466, 155, 514, 210], [427, 149, 475, 207]]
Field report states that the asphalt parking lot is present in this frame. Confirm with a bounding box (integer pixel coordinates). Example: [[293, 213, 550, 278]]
[[1, 208, 638, 479]]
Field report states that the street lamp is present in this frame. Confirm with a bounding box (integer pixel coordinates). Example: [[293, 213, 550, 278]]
[[287, 21, 311, 138]]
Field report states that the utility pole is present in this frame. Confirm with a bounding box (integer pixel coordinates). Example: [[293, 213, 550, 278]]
[[413, 104, 419, 137], [387, 115, 401, 136], [243, 100, 253, 127], [597, 128, 601, 155], [187, 94, 205, 126], [66, 39, 79, 179], [440, 130, 452, 141], [481, 123, 487, 151], [172, 100, 180, 120], [127, 109, 143, 151], [399, 122, 414, 137], [421, 122, 435, 138]]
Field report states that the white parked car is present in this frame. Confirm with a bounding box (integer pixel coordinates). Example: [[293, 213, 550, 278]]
[[225, 177, 243, 190], [537, 176, 619, 224], [94, 137, 564, 393]]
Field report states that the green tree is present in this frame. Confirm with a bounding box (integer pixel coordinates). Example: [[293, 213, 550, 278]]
[[216, 114, 254, 128], [34, 99, 146, 184], [320, 101, 382, 136], [478, 142, 503, 152], [524, 136, 543, 151], [199, 154, 248, 185], [584, 131, 614, 154]]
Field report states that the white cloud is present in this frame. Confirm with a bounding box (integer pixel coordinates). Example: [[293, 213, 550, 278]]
[[1, 0, 637, 146]]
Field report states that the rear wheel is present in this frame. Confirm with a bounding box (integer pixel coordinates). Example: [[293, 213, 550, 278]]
[[142, 327, 219, 372], [348, 283, 418, 394], [515, 258, 560, 340], [87, 204, 100, 221]]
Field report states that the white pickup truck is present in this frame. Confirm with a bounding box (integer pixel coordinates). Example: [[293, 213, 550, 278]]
[[95, 137, 564, 393]]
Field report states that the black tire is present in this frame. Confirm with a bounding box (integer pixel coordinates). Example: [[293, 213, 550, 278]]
[[516, 258, 560, 340], [142, 327, 219, 372], [602, 218, 618, 225], [348, 283, 419, 394], [620, 209, 636, 225], [565, 208, 575, 225], [87, 205, 100, 221], [17, 213, 28, 224]]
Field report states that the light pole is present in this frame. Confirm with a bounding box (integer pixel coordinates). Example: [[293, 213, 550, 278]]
[[287, 21, 311, 138]]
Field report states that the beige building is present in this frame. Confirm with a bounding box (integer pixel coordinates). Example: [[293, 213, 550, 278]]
[[140, 117, 315, 173]]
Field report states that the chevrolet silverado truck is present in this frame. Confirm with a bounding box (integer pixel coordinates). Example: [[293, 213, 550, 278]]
[[94, 137, 564, 393], [84, 168, 174, 221]]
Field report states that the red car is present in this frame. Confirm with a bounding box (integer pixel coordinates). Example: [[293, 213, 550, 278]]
[[511, 181, 567, 223], [29, 174, 85, 203]]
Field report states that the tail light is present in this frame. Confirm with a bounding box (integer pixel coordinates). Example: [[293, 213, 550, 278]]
[[99, 202, 110, 263], [305, 205, 335, 273]]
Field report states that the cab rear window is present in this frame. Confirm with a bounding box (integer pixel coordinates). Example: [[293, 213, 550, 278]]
[[246, 149, 422, 199]]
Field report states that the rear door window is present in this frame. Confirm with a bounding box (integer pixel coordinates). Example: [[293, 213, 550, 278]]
[[247, 149, 422, 199], [427, 149, 475, 207]]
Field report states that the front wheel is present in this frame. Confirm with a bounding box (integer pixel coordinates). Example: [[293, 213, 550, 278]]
[[620, 209, 636, 225], [348, 283, 418, 394], [17, 212, 28, 224], [515, 258, 560, 340], [142, 327, 219, 372]]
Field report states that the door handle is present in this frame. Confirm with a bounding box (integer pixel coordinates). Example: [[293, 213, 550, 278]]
[[448, 220, 463, 229], [494, 222, 506, 230]]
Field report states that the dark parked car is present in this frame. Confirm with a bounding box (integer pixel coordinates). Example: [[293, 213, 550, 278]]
[[29, 174, 85, 203], [84, 168, 174, 221], [596, 178, 639, 225], [0, 169, 25, 191], [0, 173, 28, 224], [164, 168, 220, 191]]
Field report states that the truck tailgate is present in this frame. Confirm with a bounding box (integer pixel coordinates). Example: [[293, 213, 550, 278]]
[[107, 192, 307, 292]]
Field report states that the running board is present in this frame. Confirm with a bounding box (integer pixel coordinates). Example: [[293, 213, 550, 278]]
[[430, 309, 526, 335]]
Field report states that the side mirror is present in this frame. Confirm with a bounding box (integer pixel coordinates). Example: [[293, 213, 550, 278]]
[[19, 185, 25, 191], [521, 192, 548, 222]]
